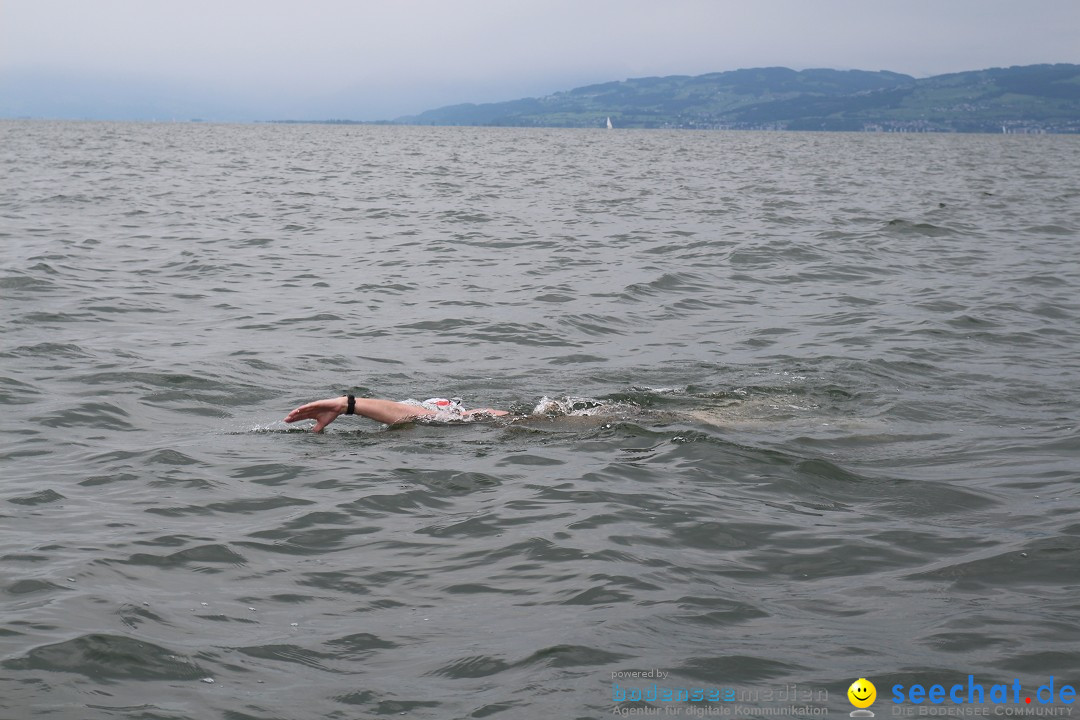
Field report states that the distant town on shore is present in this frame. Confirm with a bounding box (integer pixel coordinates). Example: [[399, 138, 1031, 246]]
[[275, 64, 1080, 134]]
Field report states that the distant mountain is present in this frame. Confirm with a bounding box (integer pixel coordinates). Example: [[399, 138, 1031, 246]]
[[396, 64, 1080, 133]]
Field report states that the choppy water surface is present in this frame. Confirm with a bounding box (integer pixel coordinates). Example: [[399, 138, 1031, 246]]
[[2, 120, 1079, 719]]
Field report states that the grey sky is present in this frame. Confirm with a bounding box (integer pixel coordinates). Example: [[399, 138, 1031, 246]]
[[2, 0, 1078, 120]]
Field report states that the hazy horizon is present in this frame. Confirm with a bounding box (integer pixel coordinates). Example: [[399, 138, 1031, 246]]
[[2, 0, 1078, 122]]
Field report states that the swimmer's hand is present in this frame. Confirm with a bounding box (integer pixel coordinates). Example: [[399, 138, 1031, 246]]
[[284, 397, 346, 433]]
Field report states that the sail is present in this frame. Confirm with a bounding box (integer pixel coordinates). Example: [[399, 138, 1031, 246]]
[[606, 116, 613, 129]]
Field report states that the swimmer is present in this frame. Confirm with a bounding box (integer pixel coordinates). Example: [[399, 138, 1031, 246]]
[[284, 395, 508, 432]]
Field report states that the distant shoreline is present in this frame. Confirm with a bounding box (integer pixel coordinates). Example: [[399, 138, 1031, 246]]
[[4, 63, 1079, 133], [2, 116, 1075, 135]]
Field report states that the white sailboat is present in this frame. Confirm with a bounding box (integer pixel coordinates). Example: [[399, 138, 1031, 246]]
[[606, 116, 613, 129]]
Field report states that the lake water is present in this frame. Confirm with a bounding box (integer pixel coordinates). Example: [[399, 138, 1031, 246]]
[[2, 120, 1079, 719]]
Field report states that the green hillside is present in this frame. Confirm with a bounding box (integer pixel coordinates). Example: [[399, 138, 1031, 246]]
[[398, 64, 1080, 133]]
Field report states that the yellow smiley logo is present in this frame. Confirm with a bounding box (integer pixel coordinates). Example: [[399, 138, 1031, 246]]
[[848, 678, 876, 708]]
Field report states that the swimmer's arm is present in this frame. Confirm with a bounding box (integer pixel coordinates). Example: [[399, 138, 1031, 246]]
[[284, 396, 436, 432], [464, 408, 509, 417]]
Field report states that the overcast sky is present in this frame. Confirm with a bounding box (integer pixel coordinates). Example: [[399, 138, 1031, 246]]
[[2, 0, 1078, 120]]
